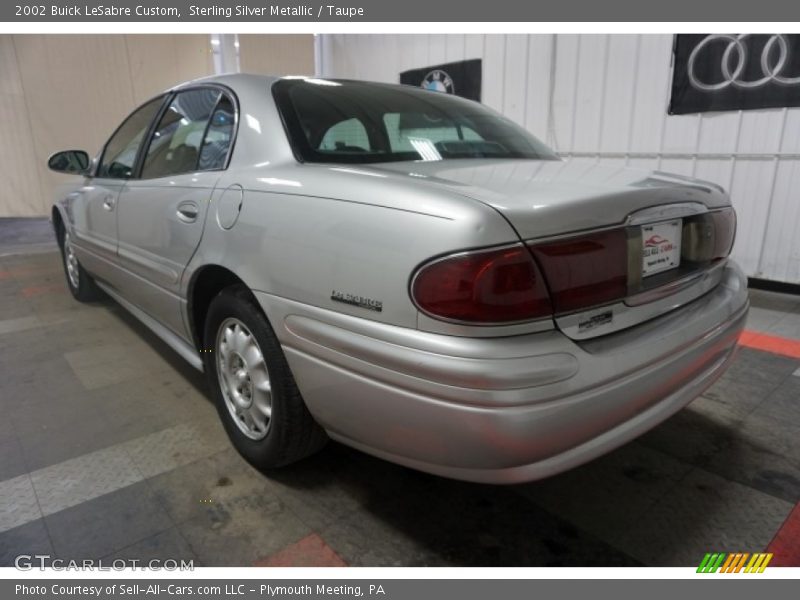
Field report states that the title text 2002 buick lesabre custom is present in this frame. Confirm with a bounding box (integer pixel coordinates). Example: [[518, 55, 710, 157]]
[[48, 74, 749, 483]]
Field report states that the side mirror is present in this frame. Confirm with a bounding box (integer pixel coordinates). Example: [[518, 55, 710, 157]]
[[48, 150, 91, 175]]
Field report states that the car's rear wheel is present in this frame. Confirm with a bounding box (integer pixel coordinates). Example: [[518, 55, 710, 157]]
[[203, 285, 327, 468], [60, 231, 101, 302]]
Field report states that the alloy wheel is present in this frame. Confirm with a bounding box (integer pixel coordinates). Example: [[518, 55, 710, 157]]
[[64, 233, 80, 289], [215, 317, 272, 440]]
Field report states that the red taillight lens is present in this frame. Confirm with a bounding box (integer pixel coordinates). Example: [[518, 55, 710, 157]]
[[411, 245, 552, 323], [529, 229, 628, 314]]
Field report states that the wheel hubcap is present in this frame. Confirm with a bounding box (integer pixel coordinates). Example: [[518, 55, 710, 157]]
[[64, 233, 79, 289], [215, 318, 272, 440]]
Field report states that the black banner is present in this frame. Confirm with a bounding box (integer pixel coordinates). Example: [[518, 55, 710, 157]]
[[400, 59, 482, 102], [670, 34, 800, 114]]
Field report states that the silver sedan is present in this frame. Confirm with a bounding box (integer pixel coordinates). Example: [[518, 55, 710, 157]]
[[48, 74, 749, 483]]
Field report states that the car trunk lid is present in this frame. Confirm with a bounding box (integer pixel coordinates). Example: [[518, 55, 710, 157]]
[[369, 159, 730, 239]]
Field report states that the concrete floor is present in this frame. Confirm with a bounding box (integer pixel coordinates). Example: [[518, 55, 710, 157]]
[[0, 217, 57, 257], [0, 218, 799, 567]]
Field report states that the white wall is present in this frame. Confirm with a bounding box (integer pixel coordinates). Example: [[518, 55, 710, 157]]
[[238, 34, 315, 76], [318, 34, 800, 285], [0, 34, 317, 218], [0, 34, 214, 217]]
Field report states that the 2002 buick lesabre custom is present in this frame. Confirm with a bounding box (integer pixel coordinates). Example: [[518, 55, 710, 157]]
[[48, 74, 748, 483]]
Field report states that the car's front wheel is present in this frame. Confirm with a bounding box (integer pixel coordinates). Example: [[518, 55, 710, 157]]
[[203, 286, 327, 469], [60, 231, 101, 302]]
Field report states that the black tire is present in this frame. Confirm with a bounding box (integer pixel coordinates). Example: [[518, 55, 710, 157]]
[[203, 285, 328, 469], [59, 230, 101, 302]]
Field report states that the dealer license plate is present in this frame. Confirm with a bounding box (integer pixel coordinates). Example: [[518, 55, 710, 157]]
[[641, 219, 682, 277]]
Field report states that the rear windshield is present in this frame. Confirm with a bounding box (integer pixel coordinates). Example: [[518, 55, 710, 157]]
[[272, 78, 559, 164]]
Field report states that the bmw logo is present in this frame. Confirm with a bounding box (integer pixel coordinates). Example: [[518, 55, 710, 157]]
[[422, 69, 454, 94]]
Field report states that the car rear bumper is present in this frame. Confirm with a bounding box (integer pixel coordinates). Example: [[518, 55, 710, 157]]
[[256, 262, 749, 484]]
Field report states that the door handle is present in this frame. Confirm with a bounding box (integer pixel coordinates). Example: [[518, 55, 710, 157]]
[[176, 201, 199, 223], [102, 196, 115, 211]]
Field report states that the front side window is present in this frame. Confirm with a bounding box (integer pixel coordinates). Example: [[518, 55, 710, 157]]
[[273, 79, 559, 164], [97, 96, 164, 179], [141, 88, 221, 179]]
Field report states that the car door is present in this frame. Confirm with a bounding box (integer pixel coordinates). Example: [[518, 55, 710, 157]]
[[68, 96, 166, 285], [115, 87, 236, 335]]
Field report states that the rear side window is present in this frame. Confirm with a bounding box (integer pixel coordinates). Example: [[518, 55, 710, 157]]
[[141, 89, 220, 179], [198, 94, 235, 171], [97, 96, 164, 179]]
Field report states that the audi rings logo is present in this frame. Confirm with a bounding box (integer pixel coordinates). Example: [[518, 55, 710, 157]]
[[688, 34, 800, 91]]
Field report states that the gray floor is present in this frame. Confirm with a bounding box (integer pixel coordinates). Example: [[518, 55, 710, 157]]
[[0, 218, 798, 567], [0, 217, 57, 257]]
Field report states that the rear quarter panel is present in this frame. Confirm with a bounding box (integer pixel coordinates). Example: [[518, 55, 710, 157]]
[[184, 166, 520, 331]]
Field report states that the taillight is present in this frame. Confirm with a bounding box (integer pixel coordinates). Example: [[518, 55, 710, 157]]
[[529, 229, 629, 314], [412, 208, 735, 324], [411, 244, 552, 323]]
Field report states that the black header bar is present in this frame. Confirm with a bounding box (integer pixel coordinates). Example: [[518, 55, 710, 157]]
[[3, 0, 800, 22]]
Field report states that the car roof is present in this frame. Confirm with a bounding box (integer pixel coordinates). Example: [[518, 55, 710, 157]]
[[169, 72, 283, 93], [167, 73, 424, 95]]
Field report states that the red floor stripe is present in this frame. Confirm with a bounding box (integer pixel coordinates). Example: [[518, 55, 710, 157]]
[[739, 330, 800, 360], [20, 283, 65, 297], [767, 503, 800, 566], [3, 266, 59, 278], [253, 533, 348, 567]]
